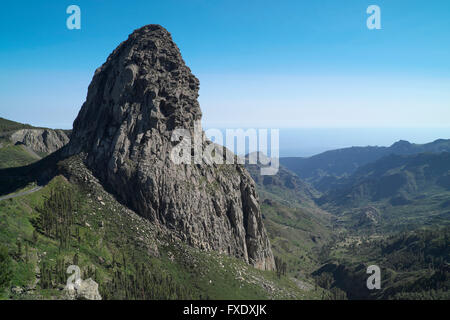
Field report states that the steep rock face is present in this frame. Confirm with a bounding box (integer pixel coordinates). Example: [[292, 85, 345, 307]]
[[11, 129, 69, 155], [65, 25, 274, 270]]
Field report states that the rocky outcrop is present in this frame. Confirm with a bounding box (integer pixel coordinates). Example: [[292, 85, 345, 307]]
[[65, 25, 275, 270], [11, 129, 69, 155]]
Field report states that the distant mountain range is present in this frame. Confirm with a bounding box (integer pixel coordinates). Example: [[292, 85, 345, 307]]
[[318, 151, 450, 207], [276, 138, 450, 234], [281, 139, 450, 192]]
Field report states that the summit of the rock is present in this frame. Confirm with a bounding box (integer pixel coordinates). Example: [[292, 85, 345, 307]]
[[68, 24, 201, 153]]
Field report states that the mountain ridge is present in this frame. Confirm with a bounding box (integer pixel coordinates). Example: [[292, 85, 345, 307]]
[[281, 138, 450, 192], [319, 151, 450, 207]]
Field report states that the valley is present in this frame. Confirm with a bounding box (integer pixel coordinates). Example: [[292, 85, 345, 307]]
[[0, 25, 448, 301], [1, 115, 449, 300]]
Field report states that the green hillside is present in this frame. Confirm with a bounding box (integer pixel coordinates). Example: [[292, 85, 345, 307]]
[[0, 155, 324, 300], [1, 129, 448, 300], [314, 227, 450, 300], [245, 155, 334, 285], [0, 145, 40, 169], [317, 152, 450, 232]]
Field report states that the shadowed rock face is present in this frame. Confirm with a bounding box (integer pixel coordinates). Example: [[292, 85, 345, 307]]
[[66, 25, 275, 270]]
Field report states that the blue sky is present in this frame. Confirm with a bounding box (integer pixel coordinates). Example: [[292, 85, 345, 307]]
[[0, 1, 449, 137]]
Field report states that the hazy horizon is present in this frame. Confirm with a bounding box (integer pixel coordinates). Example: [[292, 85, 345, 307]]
[[2, 113, 449, 157], [204, 127, 450, 157]]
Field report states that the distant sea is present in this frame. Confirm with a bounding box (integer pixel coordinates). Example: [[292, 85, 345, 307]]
[[205, 128, 450, 158]]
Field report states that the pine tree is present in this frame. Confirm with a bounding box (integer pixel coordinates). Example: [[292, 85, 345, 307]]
[[32, 230, 38, 244], [25, 242, 29, 263], [16, 239, 22, 260], [0, 245, 13, 291]]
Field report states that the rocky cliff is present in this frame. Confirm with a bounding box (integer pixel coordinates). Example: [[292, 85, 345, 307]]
[[65, 25, 275, 270], [10, 129, 69, 155]]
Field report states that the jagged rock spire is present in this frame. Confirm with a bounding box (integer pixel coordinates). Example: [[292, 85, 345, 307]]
[[66, 25, 275, 270]]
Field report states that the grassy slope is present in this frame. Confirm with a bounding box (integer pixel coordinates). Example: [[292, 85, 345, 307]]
[[0, 117, 36, 133], [262, 201, 332, 277], [246, 164, 331, 282], [0, 117, 43, 169], [0, 156, 325, 300], [246, 162, 334, 284], [0, 143, 40, 169]]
